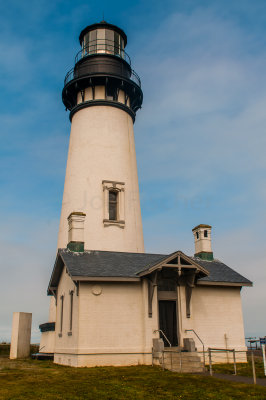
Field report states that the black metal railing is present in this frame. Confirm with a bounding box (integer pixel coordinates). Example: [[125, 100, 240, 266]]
[[75, 40, 131, 65], [64, 66, 141, 88]]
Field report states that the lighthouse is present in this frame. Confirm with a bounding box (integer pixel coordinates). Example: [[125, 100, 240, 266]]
[[39, 21, 251, 368], [58, 21, 144, 253]]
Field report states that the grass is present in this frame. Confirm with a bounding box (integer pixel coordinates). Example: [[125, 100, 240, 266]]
[[1, 357, 266, 399]]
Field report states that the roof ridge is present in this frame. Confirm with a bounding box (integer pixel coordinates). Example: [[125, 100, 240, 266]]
[[60, 248, 166, 257]]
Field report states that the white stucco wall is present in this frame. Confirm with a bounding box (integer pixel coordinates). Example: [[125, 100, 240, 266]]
[[181, 285, 246, 353], [53, 267, 79, 363], [57, 103, 144, 253], [54, 279, 159, 367]]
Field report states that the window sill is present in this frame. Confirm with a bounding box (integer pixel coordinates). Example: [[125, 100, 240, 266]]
[[103, 219, 125, 228]]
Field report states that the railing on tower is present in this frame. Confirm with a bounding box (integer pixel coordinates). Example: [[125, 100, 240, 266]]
[[75, 40, 131, 65], [64, 66, 141, 88]]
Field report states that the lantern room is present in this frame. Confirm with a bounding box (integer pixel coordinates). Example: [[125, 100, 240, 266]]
[[78, 21, 128, 61]]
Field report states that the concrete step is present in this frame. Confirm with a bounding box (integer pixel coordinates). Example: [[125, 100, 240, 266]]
[[164, 357, 202, 364], [171, 366, 204, 373], [164, 359, 202, 365], [160, 350, 204, 373], [164, 354, 201, 362], [164, 364, 204, 373], [164, 362, 202, 368]]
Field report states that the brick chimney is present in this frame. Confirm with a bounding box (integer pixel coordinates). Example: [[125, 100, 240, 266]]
[[192, 224, 213, 260], [67, 212, 86, 252]]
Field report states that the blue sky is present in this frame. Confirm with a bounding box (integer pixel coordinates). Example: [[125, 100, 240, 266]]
[[0, 0, 266, 342]]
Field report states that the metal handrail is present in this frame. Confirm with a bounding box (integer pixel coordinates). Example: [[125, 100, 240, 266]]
[[153, 329, 172, 347], [75, 39, 131, 65], [185, 329, 206, 369], [63, 67, 141, 88]]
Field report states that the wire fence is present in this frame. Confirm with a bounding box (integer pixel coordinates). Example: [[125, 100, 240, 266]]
[[153, 347, 266, 384], [206, 348, 266, 384]]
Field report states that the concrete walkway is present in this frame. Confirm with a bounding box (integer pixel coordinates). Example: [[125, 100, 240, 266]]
[[201, 372, 266, 387]]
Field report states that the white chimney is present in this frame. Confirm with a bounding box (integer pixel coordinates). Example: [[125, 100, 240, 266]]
[[67, 212, 86, 252], [192, 224, 213, 260]]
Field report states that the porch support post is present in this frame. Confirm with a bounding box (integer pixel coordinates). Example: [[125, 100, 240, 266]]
[[147, 272, 158, 318], [185, 272, 196, 318]]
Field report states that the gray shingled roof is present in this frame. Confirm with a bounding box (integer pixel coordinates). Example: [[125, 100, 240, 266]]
[[48, 249, 252, 293], [192, 257, 252, 284], [59, 249, 166, 278]]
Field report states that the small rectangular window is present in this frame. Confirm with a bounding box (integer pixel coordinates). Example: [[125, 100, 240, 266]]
[[60, 295, 64, 335], [106, 85, 115, 101], [109, 190, 118, 220], [204, 230, 208, 238], [69, 290, 74, 332]]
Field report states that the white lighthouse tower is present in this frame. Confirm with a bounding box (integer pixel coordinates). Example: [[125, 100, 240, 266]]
[[58, 21, 144, 253], [40, 21, 145, 354]]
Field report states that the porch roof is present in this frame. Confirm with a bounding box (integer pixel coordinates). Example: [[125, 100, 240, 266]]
[[47, 248, 252, 294]]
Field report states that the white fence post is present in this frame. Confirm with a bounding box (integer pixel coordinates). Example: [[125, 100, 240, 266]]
[[251, 351, 256, 385], [233, 350, 237, 375], [262, 344, 266, 376], [208, 348, 213, 376]]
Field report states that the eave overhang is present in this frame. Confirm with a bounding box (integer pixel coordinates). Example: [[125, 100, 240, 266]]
[[197, 280, 253, 287]]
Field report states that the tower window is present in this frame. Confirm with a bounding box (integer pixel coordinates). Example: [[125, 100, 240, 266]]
[[204, 230, 208, 238], [109, 190, 118, 220], [196, 232, 199, 239], [102, 180, 125, 227]]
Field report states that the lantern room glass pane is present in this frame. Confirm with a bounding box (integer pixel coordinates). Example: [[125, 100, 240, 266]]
[[88, 30, 97, 54], [114, 32, 120, 55], [105, 29, 114, 53], [97, 28, 105, 53]]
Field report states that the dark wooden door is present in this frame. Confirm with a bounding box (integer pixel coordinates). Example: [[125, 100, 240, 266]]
[[159, 300, 178, 347]]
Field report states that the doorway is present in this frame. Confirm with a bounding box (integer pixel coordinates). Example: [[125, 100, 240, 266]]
[[159, 300, 178, 347]]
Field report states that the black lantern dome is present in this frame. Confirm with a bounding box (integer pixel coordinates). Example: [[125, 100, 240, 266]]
[[62, 21, 143, 121]]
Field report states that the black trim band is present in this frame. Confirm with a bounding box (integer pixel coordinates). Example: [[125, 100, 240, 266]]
[[69, 100, 136, 122]]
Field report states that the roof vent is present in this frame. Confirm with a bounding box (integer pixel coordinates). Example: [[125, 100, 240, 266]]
[[67, 212, 86, 252], [192, 224, 213, 261]]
